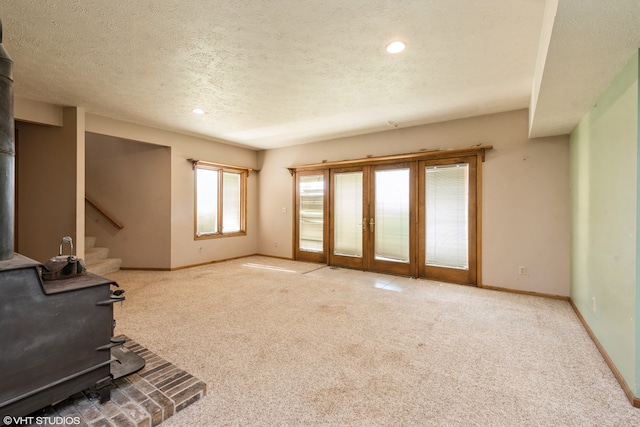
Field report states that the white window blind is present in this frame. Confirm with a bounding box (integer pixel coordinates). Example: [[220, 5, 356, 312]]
[[425, 164, 469, 269], [196, 168, 218, 235], [334, 171, 363, 257], [299, 174, 324, 252], [374, 168, 410, 263], [222, 171, 241, 233]]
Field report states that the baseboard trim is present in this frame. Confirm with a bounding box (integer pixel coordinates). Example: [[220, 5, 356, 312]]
[[479, 284, 569, 301], [118, 254, 295, 272], [568, 299, 639, 408], [168, 253, 293, 271], [170, 254, 263, 271], [120, 254, 271, 272]]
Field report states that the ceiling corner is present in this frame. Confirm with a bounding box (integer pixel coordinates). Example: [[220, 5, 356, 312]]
[[529, 0, 640, 139]]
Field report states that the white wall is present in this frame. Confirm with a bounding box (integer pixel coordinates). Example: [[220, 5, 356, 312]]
[[258, 109, 571, 296]]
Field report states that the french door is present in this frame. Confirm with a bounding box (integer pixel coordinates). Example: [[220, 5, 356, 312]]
[[418, 156, 477, 285], [292, 147, 485, 286], [295, 170, 328, 263], [329, 163, 415, 276]]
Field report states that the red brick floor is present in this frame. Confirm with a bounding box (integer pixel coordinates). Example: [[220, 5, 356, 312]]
[[25, 337, 206, 427]]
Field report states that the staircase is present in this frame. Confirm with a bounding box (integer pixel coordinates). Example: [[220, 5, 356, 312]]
[[85, 236, 122, 276]]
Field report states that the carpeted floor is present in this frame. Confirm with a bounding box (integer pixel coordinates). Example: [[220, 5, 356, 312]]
[[107, 256, 640, 426]]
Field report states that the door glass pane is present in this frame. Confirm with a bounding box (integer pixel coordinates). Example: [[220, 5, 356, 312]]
[[299, 175, 324, 252], [425, 164, 469, 269], [196, 168, 218, 235], [222, 171, 241, 233], [334, 172, 363, 257], [374, 168, 410, 263]]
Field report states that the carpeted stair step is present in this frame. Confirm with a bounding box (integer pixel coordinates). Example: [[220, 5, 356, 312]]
[[86, 258, 122, 276], [84, 236, 121, 276], [86, 236, 97, 250], [85, 247, 109, 264]]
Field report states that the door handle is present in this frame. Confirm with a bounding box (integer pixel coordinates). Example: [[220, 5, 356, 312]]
[[369, 218, 375, 232]]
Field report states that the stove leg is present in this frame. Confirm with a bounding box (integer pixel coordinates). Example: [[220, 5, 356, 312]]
[[97, 387, 111, 404], [89, 376, 113, 404]]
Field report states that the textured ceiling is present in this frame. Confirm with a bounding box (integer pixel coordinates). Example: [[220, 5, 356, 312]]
[[529, 0, 640, 138], [0, 1, 637, 150]]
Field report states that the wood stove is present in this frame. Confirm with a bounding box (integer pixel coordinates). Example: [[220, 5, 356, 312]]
[[0, 254, 129, 420]]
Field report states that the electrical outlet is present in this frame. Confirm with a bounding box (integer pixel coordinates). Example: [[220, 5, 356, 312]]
[[274, 241, 278, 247], [518, 266, 526, 275], [592, 297, 596, 311]]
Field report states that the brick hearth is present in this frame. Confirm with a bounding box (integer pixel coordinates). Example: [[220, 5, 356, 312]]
[[25, 337, 206, 427]]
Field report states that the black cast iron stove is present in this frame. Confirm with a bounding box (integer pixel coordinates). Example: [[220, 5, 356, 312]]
[[0, 253, 136, 419]]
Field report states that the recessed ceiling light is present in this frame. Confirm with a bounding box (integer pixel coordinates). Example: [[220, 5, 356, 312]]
[[192, 108, 205, 115], [386, 41, 406, 54]]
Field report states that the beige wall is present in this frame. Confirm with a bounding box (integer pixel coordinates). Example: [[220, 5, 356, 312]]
[[85, 115, 259, 269], [15, 100, 569, 294], [15, 101, 260, 269], [16, 107, 85, 263], [258, 109, 571, 296], [86, 133, 171, 269]]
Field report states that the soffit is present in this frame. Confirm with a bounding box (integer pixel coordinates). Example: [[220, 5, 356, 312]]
[[529, 0, 640, 138]]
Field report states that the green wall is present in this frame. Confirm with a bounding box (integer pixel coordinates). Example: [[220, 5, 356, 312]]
[[570, 50, 639, 396]]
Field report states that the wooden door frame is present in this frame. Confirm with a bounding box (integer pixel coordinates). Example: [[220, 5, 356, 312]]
[[328, 166, 369, 270], [293, 169, 329, 263], [418, 155, 479, 285], [367, 161, 416, 276], [290, 146, 490, 285]]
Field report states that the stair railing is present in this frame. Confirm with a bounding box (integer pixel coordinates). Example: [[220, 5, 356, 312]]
[[85, 195, 125, 230]]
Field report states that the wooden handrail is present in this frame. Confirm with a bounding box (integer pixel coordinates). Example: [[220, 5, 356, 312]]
[[85, 196, 125, 230]]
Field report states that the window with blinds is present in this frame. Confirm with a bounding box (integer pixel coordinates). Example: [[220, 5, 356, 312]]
[[196, 168, 219, 235], [299, 174, 325, 253], [195, 164, 247, 238], [374, 168, 410, 263], [222, 171, 241, 233], [333, 171, 363, 257], [425, 164, 469, 269]]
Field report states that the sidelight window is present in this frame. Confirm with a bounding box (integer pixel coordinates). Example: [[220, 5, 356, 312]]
[[299, 174, 325, 253]]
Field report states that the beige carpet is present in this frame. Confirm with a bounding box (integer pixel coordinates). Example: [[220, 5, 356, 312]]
[[108, 256, 640, 426]]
